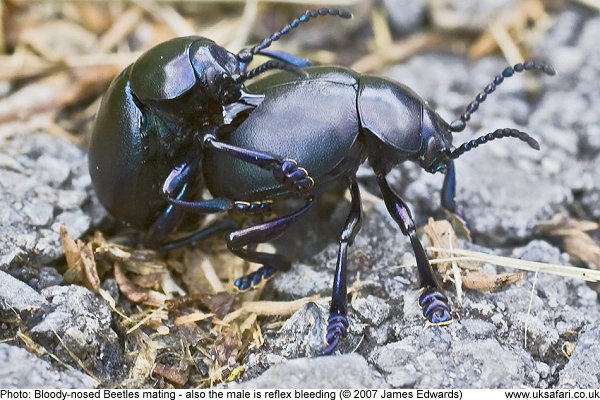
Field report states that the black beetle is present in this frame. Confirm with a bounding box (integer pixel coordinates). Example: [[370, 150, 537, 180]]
[[156, 61, 555, 354], [88, 8, 351, 246]]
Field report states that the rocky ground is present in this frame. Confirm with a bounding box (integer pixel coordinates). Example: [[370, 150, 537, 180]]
[[0, 1, 599, 390]]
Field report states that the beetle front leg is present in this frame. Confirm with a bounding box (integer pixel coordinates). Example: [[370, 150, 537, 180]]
[[203, 134, 315, 195], [227, 199, 315, 290], [322, 178, 362, 355], [441, 160, 467, 221], [376, 173, 453, 326]]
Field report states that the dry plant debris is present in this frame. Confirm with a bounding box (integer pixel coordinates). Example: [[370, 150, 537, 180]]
[[538, 213, 600, 270], [6, 0, 584, 388], [423, 218, 526, 300]]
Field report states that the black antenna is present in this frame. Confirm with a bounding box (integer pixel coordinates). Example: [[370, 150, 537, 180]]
[[450, 128, 540, 159], [237, 8, 352, 65], [450, 61, 556, 133], [237, 60, 308, 82]]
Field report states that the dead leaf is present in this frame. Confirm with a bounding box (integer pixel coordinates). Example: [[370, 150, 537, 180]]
[[60, 226, 99, 291], [114, 263, 167, 306], [203, 292, 239, 320], [538, 214, 600, 269], [131, 271, 164, 289], [81, 242, 100, 291], [60, 225, 80, 268], [462, 270, 526, 291], [153, 363, 189, 387]]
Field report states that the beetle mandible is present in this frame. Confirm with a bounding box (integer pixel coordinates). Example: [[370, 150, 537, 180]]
[[158, 62, 555, 354], [88, 8, 351, 247]]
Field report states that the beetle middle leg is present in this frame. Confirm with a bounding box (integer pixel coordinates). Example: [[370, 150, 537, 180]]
[[322, 178, 362, 355], [376, 172, 453, 326], [203, 134, 315, 195], [227, 199, 315, 290]]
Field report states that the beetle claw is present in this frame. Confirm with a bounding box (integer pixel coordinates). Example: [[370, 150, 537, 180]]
[[321, 314, 349, 356], [418, 287, 453, 326], [273, 159, 315, 194]]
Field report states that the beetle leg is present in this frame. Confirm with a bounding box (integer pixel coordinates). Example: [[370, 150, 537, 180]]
[[375, 173, 453, 326], [322, 178, 362, 356], [227, 199, 314, 291], [441, 160, 467, 222], [203, 135, 315, 195], [151, 218, 238, 251]]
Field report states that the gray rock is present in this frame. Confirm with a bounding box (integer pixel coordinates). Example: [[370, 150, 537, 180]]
[[371, 336, 536, 388], [428, 0, 519, 32], [0, 129, 105, 271], [0, 269, 48, 320], [271, 264, 332, 298], [231, 354, 388, 388], [352, 295, 391, 326], [382, 0, 427, 36], [559, 321, 600, 388], [29, 285, 123, 381], [0, 344, 97, 388]]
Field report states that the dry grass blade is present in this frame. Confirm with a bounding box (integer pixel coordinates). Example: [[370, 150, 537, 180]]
[[175, 312, 214, 326], [428, 247, 600, 282], [572, 0, 600, 11]]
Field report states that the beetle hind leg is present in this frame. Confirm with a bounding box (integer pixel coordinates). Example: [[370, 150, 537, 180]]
[[227, 199, 315, 291]]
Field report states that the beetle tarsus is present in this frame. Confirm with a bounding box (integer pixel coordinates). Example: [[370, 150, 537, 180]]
[[233, 200, 273, 214], [321, 314, 349, 355], [233, 265, 278, 291], [272, 159, 315, 194], [419, 286, 453, 325]]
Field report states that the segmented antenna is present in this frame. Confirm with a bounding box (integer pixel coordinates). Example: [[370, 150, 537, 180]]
[[450, 128, 540, 159], [238, 60, 308, 82], [237, 8, 352, 64], [450, 61, 556, 133]]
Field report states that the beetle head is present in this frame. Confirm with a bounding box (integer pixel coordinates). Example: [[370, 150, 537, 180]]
[[190, 41, 244, 104], [419, 108, 453, 174], [421, 61, 555, 173]]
